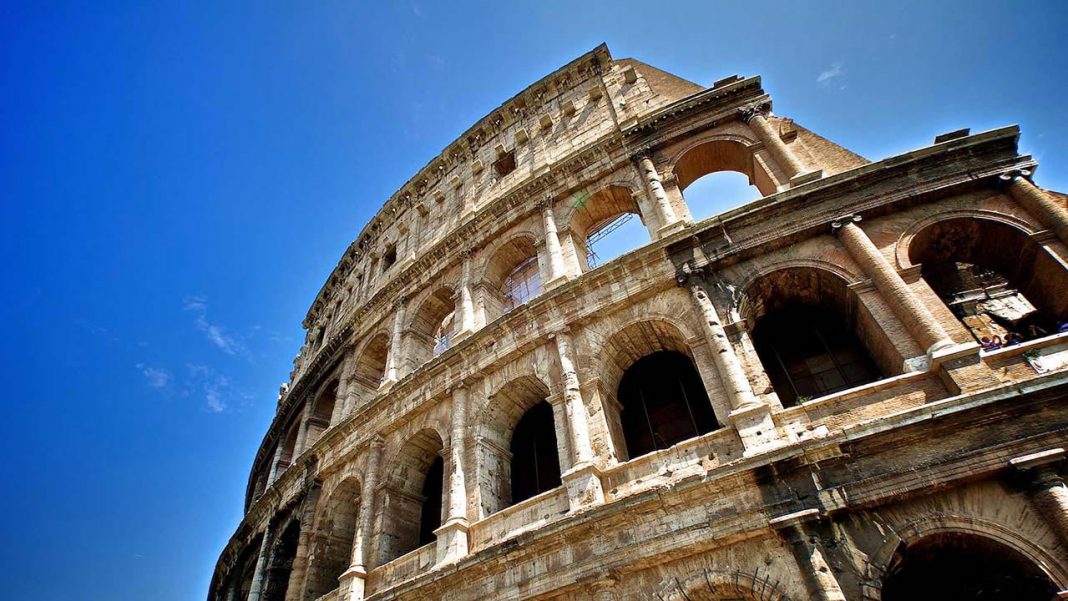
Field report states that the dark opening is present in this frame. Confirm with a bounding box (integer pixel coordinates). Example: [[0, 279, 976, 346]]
[[619, 350, 718, 459], [262, 520, 301, 601], [509, 401, 561, 505], [493, 150, 517, 177], [417, 456, 444, 547], [882, 532, 1057, 601], [911, 218, 1068, 346], [752, 305, 882, 407], [381, 245, 397, 272]]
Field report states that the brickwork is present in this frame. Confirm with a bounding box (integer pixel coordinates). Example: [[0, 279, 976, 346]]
[[208, 44, 1068, 601]]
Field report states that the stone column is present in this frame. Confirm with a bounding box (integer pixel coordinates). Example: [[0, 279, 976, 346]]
[[539, 196, 571, 289], [770, 510, 848, 601], [246, 522, 274, 601], [454, 250, 477, 341], [552, 329, 605, 510], [634, 150, 685, 238], [833, 216, 954, 355], [331, 349, 355, 423], [1011, 448, 1068, 548], [266, 444, 285, 488], [381, 299, 406, 389], [285, 488, 321, 601], [589, 577, 620, 601], [292, 402, 313, 458], [340, 436, 384, 601], [684, 270, 781, 454], [436, 382, 471, 564], [1004, 172, 1068, 246], [739, 103, 816, 185]]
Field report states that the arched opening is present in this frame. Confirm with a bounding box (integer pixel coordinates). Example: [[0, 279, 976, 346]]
[[600, 320, 720, 462], [568, 186, 649, 271], [262, 518, 301, 601], [378, 429, 445, 564], [674, 138, 777, 198], [277, 420, 301, 473], [681, 171, 762, 223], [304, 380, 338, 449], [882, 532, 1058, 601], [409, 287, 456, 367], [481, 236, 542, 323], [228, 536, 260, 601], [477, 376, 562, 516], [304, 478, 361, 599], [381, 244, 397, 272], [619, 351, 718, 459], [510, 401, 561, 505], [351, 333, 388, 404], [745, 267, 889, 407], [909, 218, 1068, 346]]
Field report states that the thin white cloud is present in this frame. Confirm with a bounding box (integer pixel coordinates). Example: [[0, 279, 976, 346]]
[[817, 63, 844, 87], [187, 363, 230, 413], [183, 295, 241, 356], [137, 363, 171, 388]]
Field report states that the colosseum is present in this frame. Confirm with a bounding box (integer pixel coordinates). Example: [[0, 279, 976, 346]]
[[208, 44, 1068, 601]]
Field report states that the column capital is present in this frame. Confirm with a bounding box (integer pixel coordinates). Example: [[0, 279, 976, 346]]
[[999, 168, 1034, 184], [738, 101, 771, 124], [535, 193, 555, 209], [629, 144, 655, 163], [830, 213, 862, 232], [367, 434, 386, 450]]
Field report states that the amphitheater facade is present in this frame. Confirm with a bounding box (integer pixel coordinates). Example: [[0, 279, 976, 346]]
[[208, 45, 1068, 601]]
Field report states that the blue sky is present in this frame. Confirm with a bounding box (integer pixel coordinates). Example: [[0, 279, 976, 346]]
[[2, 2, 1067, 599]]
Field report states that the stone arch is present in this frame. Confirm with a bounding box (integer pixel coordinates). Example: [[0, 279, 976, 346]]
[[408, 285, 457, 368], [303, 476, 361, 599], [262, 517, 302, 601], [894, 209, 1041, 270], [655, 569, 794, 601], [304, 378, 340, 450], [904, 215, 1068, 343], [563, 183, 650, 272], [377, 428, 446, 565], [476, 374, 562, 517], [866, 515, 1067, 600], [597, 318, 720, 461], [672, 136, 778, 198], [350, 331, 389, 408], [740, 265, 892, 407], [478, 232, 543, 322]]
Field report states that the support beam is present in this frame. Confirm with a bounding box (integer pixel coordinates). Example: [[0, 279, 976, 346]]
[[1004, 172, 1068, 246], [340, 437, 384, 601], [634, 150, 685, 238], [436, 382, 471, 564], [552, 329, 605, 511], [740, 102, 820, 186]]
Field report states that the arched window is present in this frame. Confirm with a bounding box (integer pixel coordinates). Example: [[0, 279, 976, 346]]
[[502, 256, 541, 313], [882, 532, 1057, 601], [509, 401, 561, 505], [567, 186, 649, 272], [477, 376, 562, 516], [909, 218, 1068, 346], [409, 287, 456, 367], [744, 267, 889, 407], [304, 380, 339, 449], [381, 244, 397, 272], [618, 351, 719, 459], [277, 420, 301, 472], [752, 305, 881, 406], [304, 478, 361, 599], [681, 171, 761, 223], [262, 519, 301, 601], [378, 430, 445, 564], [674, 138, 779, 199]]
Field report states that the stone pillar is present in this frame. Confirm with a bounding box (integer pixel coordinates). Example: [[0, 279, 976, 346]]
[[332, 349, 356, 423], [1011, 448, 1068, 548], [770, 510, 848, 601], [266, 444, 285, 488], [589, 577, 620, 601], [454, 250, 477, 341], [246, 522, 274, 601], [634, 150, 685, 238], [833, 216, 955, 355], [552, 329, 605, 511], [436, 383, 471, 564], [539, 197, 571, 289], [381, 299, 406, 389], [285, 488, 321, 601], [292, 402, 313, 458], [739, 103, 817, 186], [684, 270, 781, 454], [340, 436, 384, 601], [1004, 172, 1068, 246]]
